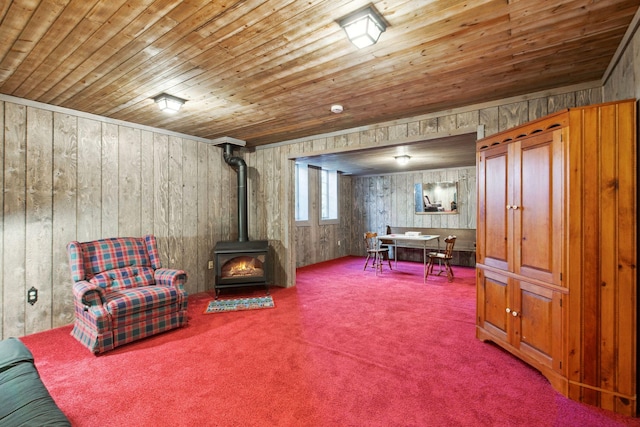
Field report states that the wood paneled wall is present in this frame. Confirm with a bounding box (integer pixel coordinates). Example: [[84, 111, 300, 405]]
[[0, 100, 238, 340], [352, 167, 476, 257], [4, 25, 640, 338], [262, 86, 604, 271]]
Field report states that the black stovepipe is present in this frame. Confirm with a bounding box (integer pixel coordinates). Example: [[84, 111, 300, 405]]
[[222, 143, 248, 242]]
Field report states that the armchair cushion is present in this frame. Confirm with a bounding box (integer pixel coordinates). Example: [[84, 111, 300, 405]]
[[89, 266, 155, 291], [105, 286, 183, 318]]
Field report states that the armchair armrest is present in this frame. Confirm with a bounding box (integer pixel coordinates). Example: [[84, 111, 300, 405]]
[[72, 281, 105, 309], [154, 268, 188, 290]]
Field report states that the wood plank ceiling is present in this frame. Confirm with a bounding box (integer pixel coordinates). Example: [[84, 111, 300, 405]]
[[0, 0, 638, 147]]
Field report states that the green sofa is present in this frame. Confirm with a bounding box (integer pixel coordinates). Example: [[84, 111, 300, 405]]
[[0, 337, 70, 426]]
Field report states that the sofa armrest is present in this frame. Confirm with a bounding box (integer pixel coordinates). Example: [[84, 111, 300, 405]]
[[73, 280, 105, 309], [154, 268, 188, 290], [0, 338, 33, 372]]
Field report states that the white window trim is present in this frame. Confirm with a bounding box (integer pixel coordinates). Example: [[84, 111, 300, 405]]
[[295, 162, 311, 226], [320, 169, 340, 225]]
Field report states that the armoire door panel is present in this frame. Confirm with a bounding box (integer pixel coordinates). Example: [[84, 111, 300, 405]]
[[515, 130, 563, 286], [518, 283, 553, 357], [480, 146, 509, 270], [481, 271, 509, 341]]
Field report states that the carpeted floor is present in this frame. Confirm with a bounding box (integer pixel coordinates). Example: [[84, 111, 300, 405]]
[[19, 256, 640, 426]]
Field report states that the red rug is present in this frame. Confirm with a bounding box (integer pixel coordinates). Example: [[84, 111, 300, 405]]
[[19, 257, 640, 426]]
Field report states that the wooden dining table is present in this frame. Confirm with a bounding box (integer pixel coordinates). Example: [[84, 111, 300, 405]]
[[376, 234, 440, 283]]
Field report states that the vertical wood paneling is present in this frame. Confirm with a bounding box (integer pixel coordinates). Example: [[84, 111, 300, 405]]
[[221, 151, 232, 240], [0, 100, 243, 340], [25, 107, 53, 335], [499, 101, 528, 131], [614, 101, 637, 413], [3, 103, 27, 337], [264, 147, 275, 240], [270, 146, 284, 285], [118, 126, 141, 237], [77, 117, 102, 241], [528, 98, 548, 121], [52, 112, 77, 327], [208, 144, 222, 243], [101, 123, 119, 237], [208, 143, 222, 283], [140, 130, 154, 234], [182, 139, 199, 294], [284, 146, 297, 284], [348, 166, 477, 260], [153, 133, 170, 266], [0, 102, 4, 334], [246, 148, 257, 237], [168, 136, 184, 269], [197, 141, 209, 292]]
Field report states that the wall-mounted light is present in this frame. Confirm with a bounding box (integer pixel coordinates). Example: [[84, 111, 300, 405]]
[[339, 5, 388, 49], [154, 93, 186, 113], [395, 155, 411, 165]]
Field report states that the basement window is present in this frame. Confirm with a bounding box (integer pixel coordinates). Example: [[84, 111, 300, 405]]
[[295, 163, 309, 223], [320, 169, 339, 223]]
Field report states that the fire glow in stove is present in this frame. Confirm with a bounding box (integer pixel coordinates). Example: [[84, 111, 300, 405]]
[[214, 240, 269, 298]]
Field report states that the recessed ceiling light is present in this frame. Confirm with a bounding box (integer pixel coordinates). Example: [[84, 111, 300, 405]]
[[331, 104, 344, 114], [394, 155, 411, 165]]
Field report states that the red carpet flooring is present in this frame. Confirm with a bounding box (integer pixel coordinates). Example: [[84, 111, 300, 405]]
[[20, 256, 640, 426]]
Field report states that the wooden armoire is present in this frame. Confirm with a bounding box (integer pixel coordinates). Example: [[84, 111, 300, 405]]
[[475, 99, 637, 416]]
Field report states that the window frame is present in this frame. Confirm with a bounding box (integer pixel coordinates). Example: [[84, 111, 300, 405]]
[[319, 168, 339, 225], [294, 162, 310, 226]]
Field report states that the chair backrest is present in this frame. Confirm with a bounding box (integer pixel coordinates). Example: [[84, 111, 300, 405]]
[[67, 235, 162, 291], [443, 235, 457, 258], [364, 232, 379, 251]]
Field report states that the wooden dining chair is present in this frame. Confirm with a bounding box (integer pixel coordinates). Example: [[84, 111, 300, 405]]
[[426, 235, 456, 282], [363, 232, 392, 274]]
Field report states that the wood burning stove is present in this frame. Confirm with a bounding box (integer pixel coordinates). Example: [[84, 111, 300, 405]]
[[214, 240, 269, 298], [212, 139, 270, 299]]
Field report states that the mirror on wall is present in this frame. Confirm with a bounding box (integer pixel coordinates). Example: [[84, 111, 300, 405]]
[[414, 182, 459, 214]]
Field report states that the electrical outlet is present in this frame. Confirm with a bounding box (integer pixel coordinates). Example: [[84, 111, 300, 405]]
[[208, 260, 214, 270], [27, 287, 38, 305]]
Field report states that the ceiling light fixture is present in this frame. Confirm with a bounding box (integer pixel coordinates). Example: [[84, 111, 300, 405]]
[[154, 93, 186, 113], [331, 104, 344, 113], [339, 5, 387, 49], [395, 155, 411, 165]]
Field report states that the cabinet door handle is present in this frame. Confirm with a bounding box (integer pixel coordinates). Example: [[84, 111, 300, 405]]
[[505, 308, 511, 313], [512, 205, 519, 210], [511, 311, 519, 317], [506, 205, 512, 210]]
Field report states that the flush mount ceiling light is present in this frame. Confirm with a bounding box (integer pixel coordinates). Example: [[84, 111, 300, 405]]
[[339, 5, 388, 49], [154, 93, 186, 113], [395, 155, 411, 165], [331, 104, 344, 113]]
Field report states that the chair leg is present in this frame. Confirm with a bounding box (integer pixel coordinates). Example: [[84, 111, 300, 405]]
[[446, 261, 454, 282], [386, 252, 392, 270], [364, 254, 371, 270]]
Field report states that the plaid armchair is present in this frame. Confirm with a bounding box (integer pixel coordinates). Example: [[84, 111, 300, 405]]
[[67, 235, 188, 353]]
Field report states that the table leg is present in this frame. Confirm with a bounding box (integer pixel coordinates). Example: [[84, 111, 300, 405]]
[[423, 244, 427, 284], [393, 241, 398, 268]]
